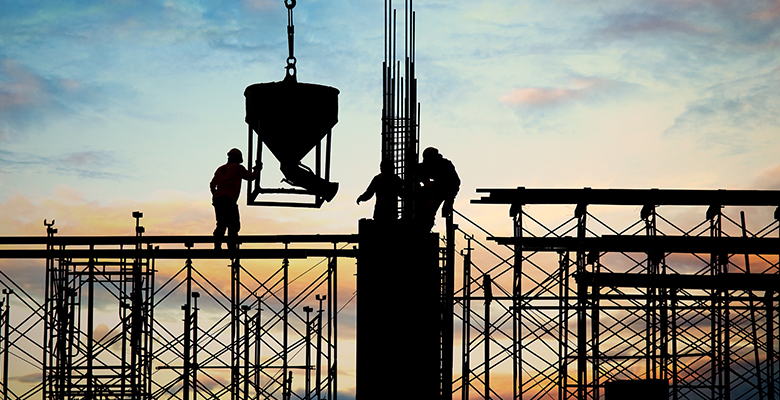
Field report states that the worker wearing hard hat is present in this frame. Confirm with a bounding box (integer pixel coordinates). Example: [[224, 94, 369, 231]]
[[417, 147, 460, 231], [210, 148, 260, 250]]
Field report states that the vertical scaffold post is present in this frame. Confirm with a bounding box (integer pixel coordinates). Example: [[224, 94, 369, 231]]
[[131, 210, 145, 400], [87, 245, 95, 400], [574, 201, 588, 400], [512, 206, 522, 400], [589, 251, 600, 400], [254, 299, 262, 399], [193, 291, 200, 400], [461, 234, 473, 400], [643, 204, 658, 380], [183, 255, 193, 400], [303, 306, 313, 400], [316, 294, 326, 400], [232, 256, 241, 400], [707, 204, 722, 400], [483, 274, 492, 400], [741, 211, 765, 400], [2, 289, 11, 400], [243, 305, 251, 400], [444, 215, 455, 400], [283, 254, 290, 400], [767, 289, 776, 400], [329, 253, 338, 400], [558, 250, 570, 400]]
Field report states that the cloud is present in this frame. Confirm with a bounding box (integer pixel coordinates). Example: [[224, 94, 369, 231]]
[[598, 13, 716, 38], [664, 67, 780, 154], [0, 59, 48, 111], [750, 0, 780, 21], [500, 77, 629, 108], [751, 164, 780, 190], [0, 149, 127, 180], [0, 59, 126, 140], [243, 0, 279, 13]]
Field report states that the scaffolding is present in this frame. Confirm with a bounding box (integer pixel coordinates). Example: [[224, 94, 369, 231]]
[[453, 187, 780, 400], [2, 187, 780, 399], [0, 215, 355, 400]]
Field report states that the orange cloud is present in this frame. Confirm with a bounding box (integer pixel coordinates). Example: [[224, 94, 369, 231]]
[[0, 59, 48, 110], [499, 77, 618, 107], [243, 0, 278, 13], [750, 0, 780, 20]]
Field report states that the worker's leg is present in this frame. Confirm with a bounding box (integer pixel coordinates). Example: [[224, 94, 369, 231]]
[[225, 199, 241, 250], [415, 185, 442, 232], [213, 197, 229, 249]]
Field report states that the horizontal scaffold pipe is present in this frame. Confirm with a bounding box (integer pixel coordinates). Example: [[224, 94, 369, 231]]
[[0, 234, 359, 246], [473, 187, 780, 207], [489, 235, 780, 255], [576, 271, 780, 292], [0, 248, 356, 260]]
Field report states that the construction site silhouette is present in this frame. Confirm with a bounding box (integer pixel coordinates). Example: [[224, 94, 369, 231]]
[[0, 1, 778, 400]]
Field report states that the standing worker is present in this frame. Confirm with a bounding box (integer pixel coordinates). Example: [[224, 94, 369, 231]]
[[417, 147, 460, 232], [357, 161, 404, 221], [210, 148, 260, 250]]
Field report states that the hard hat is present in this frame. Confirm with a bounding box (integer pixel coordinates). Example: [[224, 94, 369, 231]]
[[228, 148, 243, 158], [422, 147, 439, 159]]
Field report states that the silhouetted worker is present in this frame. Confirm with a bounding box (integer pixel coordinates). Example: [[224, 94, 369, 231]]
[[210, 148, 260, 250], [417, 147, 460, 231], [357, 161, 403, 221]]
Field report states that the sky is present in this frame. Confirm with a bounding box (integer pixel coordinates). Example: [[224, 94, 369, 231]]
[[2, 0, 780, 239], [1, 0, 780, 397]]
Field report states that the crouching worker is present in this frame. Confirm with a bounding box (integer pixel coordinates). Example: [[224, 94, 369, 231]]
[[417, 147, 460, 232], [210, 148, 260, 250]]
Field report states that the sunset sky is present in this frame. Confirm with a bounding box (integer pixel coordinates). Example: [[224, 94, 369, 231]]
[[2, 0, 780, 238], [2, 0, 780, 397]]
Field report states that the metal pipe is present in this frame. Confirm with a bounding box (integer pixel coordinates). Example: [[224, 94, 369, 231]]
[[193, 291, 200, 400], [183, 258, 192, 400], [741, 211, 765, 400], [303, 306, 313, 400], [243, 305, 251, 400], [2, 289, 11, 400], [461, 236, 472, 400], [483, 274, 491, 400], [283, 256, 289, 400], [316, 295, 325, 400]]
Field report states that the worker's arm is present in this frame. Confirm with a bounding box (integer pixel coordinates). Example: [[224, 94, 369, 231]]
[[210, 168, 220, 195], [240, 163, 262, 181], [356, 175, 378, 204]]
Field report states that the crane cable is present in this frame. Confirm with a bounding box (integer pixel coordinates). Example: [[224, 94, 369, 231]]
[[284, 0, 297, 81]]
